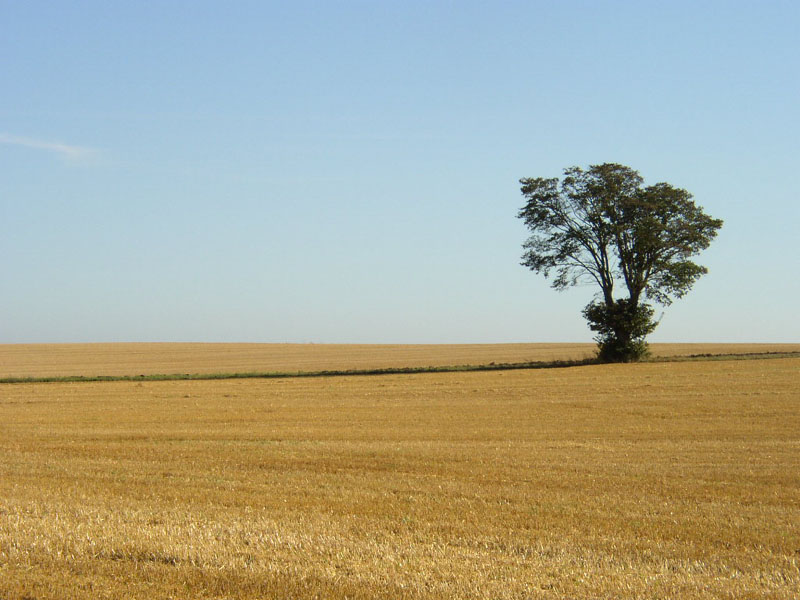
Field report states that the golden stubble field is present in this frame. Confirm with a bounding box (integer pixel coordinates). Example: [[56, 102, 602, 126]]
[[1, 351, 799, 598], [2, 342, 799, 378]]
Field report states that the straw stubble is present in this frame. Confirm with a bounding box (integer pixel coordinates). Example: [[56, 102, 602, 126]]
[[1, 357, 798, 598]]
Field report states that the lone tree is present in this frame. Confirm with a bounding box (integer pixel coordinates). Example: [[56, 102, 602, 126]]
[[518, 163, 723, 362]]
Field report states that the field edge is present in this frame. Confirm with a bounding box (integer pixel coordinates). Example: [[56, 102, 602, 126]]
[[2, 350, 798, 385]]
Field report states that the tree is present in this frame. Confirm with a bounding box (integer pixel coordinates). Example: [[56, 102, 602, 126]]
[[517, 163, 723, 362]]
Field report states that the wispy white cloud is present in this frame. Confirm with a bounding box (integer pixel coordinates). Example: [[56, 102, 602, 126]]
[[0, 133, 98, 162]]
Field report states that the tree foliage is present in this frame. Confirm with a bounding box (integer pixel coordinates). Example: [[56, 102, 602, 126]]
[[582, 299, 657, 363], [518, 163, 723, 362]]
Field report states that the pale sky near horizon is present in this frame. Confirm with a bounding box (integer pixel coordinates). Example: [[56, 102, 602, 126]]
[[2, 1, 798, 344]]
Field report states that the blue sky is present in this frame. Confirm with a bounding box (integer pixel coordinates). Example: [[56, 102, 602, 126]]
[[2, 1, 798, 343]]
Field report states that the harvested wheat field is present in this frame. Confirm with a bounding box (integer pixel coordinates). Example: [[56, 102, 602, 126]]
[[2, 342, 799, 379], [1, 354, 799, 599]]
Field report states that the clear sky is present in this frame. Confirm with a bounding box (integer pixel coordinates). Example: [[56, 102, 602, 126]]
[[2, 1, 798, 343]]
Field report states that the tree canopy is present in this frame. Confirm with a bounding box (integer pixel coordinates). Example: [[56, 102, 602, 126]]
[[518, 163, 723, 362]]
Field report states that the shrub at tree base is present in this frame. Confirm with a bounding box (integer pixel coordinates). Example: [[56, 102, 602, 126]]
[[583, 299, 657, 362]]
